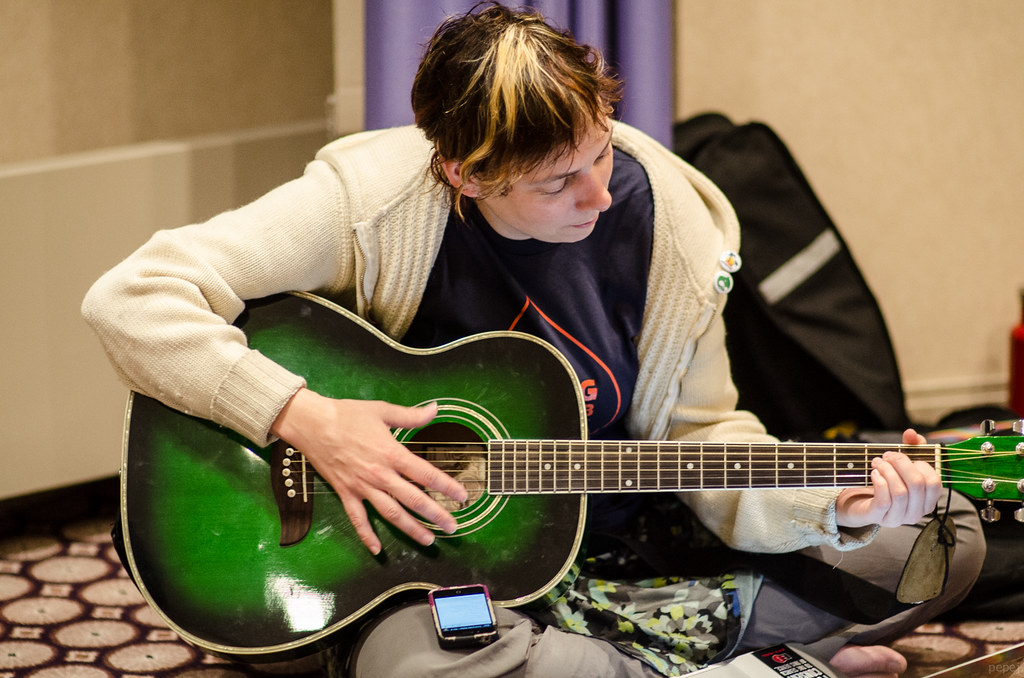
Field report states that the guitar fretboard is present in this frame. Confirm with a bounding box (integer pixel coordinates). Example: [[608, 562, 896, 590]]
[[486, 440, 938, 494]]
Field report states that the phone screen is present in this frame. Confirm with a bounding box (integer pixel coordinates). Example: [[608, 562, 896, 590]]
[[433, 590, 493, 632], [429, 585, 497, 647]]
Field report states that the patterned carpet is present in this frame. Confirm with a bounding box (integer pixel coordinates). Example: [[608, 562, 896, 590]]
[[1, 476, 1022, 678], [0, 477, 325, 678], [892, 622, 1024, 677]]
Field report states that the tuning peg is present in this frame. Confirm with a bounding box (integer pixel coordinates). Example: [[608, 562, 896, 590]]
[[981, 500, 1002, 523], [1014, 420, 1024, 434], [1015, 504, 1024, 523], [982, 419, 997, 435]]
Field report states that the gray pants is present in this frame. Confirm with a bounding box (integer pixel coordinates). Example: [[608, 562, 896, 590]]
[[348, 493, 985, 678]]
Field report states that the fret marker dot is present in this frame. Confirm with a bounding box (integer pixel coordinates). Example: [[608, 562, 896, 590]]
[[574, 463, 581, 470], [544, 463, 552, 471], [625, 479, 633, 487], [787, 462, 795, 469], [847, 462, 854, 469], [687, 463, 694, 470], [734, 462, 742, 470]]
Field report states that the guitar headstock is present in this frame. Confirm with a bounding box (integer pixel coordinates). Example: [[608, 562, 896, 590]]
[[943, 419, 1024, 523]]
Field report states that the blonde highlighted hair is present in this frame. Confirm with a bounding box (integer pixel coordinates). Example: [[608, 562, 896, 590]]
[[412, 2, 622, 217]]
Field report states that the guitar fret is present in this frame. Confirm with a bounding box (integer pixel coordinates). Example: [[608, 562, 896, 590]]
[[678, 443, 700, 490], [540, 440, 548, 493], [645, 442, 668, 491], [489, 441, 499, 493], [836, 446, 870, 486], [534, 441, 544, 493], [703, 442, 725, 489], [777, 445, 804, 488], [722, 443, 751, 489], [670, 442, 679, 491], [552, 441, 569, 493], [569, 441, 585, 492], [513, 440, 519, 492], [517, 440, 528, 493], [598, 442, 609, 492], [750, 444, 777, 488], [806, 444, 836, 487], [619, 442, 638, 491], [506, 440, 517, 493], [699, 443, 705, 489]]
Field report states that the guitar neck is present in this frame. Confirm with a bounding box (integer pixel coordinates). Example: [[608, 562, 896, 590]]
[[485, 439, 940, 494]]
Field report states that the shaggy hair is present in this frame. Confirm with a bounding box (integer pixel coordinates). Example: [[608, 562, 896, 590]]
[[411, 2, 622, 217]]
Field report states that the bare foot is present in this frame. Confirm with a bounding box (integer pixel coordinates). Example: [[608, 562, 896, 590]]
[[829, 645, 907, 678]]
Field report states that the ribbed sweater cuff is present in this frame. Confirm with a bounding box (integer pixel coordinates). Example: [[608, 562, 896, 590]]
[[792, 489, 879, 551], [213, 349, 307, 447]]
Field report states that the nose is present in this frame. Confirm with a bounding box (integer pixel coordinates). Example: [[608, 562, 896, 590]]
[[579, 172, 612, 213]]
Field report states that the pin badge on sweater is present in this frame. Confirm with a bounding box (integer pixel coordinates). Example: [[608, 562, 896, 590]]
[[720, 250, 742, 273], [715, 250, 742, 294]]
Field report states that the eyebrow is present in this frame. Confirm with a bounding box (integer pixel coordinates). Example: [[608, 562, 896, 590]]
[[534, 133, 613, 185]]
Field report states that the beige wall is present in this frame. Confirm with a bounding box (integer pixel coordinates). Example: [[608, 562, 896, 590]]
[[332, 0, 365, 134], [0, 0, 334, 164], [0, 0, 337, 499], [677, 0, 1024, 422]]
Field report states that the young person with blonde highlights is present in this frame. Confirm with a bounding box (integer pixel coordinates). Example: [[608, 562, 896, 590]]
[[83, 4, 983, 677]]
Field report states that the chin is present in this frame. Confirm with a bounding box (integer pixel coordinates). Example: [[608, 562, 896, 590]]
[[564, 225, 596, 242]]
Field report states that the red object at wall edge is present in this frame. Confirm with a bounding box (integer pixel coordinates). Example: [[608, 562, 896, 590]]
[[1011, 287, 1024, 417]]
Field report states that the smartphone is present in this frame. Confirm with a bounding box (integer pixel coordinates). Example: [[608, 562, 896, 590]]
[[428, 584, 498, 649]]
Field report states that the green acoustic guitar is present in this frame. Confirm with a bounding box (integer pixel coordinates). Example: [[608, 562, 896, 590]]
[[120, 292, 1024, 663]]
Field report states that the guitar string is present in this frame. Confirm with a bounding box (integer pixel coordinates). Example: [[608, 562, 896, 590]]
[[285, 446, 1021, 469], [285, 446, 1024, 493]]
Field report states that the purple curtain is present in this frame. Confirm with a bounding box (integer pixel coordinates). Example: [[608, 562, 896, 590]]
[[364, 0, 674, 147]]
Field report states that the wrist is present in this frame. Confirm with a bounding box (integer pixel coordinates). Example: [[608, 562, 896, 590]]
[[835, 487, 874, 527], [271, 387, 316, 444]]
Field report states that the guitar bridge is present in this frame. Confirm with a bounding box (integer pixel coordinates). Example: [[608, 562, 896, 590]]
[[271, 440, 313, 546]]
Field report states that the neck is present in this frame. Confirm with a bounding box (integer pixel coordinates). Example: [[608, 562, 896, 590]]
[[484, 438, 939, 495]]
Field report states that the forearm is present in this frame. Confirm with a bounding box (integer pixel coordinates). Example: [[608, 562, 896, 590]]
[[82, 163, 349, 444]]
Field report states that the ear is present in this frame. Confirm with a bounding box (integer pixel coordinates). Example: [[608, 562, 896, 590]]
[[440, 160, 481, 198]]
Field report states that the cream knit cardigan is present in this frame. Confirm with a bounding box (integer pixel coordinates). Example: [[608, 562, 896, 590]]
[[83, 122, 874, 554]]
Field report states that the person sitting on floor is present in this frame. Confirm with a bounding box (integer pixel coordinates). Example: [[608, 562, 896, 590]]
[[82, 4, 984, 677]]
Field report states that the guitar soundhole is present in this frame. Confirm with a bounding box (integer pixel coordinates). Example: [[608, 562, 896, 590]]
[[409, 422, 487, 511]]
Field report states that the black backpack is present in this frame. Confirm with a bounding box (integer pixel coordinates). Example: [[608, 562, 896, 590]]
[[674, 113, 911, 440]]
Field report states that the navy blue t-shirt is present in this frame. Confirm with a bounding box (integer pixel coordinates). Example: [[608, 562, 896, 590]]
[[404, 149, 653, 437], [403, 148, 655, 531]]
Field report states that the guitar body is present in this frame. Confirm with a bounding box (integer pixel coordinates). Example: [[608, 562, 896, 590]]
[[120, 292, 1024, 662], [122, 293, 588, 661]]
